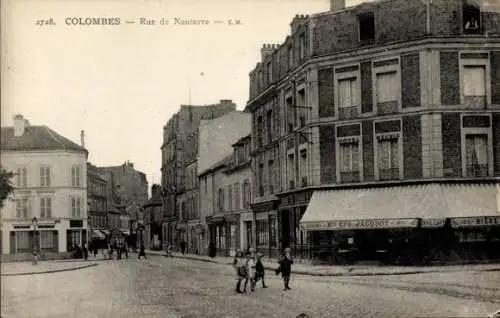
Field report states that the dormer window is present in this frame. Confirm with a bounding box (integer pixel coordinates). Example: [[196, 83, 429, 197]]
[[463, 2, 481, 34], [358, 12, 375, 44]]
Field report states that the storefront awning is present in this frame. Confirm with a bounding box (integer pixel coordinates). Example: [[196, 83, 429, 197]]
[[300, 182, 500, 231], [91, 229, 106, 239], [121, 230, 131, 236], [101, 229, 110, 235]]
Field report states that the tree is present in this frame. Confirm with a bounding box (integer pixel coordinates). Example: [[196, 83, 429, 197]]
[[0, 166, 15, 209]]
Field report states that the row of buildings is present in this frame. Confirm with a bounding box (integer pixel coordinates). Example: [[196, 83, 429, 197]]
[[161, 0, 500, 264], [0, 115, 151, 260]]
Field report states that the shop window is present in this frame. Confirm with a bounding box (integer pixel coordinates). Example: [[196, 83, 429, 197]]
[[358, 12, 375, 43], [256, 219, 269, 247], [40, 231, 55, 250], [269, 216, 277, 248], [245, 221, 253, 248], [16, 231, 31, 252], [465, 134, 489, 177], [463, 2, 481, 34]]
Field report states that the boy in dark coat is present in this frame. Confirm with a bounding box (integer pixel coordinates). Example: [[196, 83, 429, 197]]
[[275, 247, 293, 290], [254, 253, 267, 288]]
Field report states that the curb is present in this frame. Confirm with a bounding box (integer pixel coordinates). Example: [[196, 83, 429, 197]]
[[148, 253, 438, 277], [1, 263, 99, 277]]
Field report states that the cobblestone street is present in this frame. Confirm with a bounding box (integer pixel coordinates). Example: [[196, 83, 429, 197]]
[[2, 254, 499, 318]]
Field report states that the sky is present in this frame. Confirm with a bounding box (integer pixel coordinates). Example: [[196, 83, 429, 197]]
[[2, 0, 369, 195]]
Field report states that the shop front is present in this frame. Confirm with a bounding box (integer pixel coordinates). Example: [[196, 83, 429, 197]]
[[206, 214, 240, 257], [300, 181, 500, 265]]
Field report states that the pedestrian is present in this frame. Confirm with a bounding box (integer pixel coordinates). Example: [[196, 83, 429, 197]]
[[107, 241, 113, 260], [233, 250, 246, 294], [83, 243, 89, 261], [180, 240, 186, 255], [255, 252, 268, 288], [93, 241, 98, 257], [124, 241, 129, 258], [138, 244, 147, 260], [243, 251, 256, 292], [276, 247, 293, 291]]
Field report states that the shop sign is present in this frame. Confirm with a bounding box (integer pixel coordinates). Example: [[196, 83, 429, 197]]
[[451, 216, 500, 228], [301, 218, 419, 231], [421, 218, 446, 228]]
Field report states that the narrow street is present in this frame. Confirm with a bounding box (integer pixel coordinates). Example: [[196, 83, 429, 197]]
[[2, 255, 499, 318]]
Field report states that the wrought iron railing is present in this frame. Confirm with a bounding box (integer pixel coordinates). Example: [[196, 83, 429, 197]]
[[466, 164, 488, 177]]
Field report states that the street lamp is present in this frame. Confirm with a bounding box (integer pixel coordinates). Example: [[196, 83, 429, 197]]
[[32, 217, 39, 265]]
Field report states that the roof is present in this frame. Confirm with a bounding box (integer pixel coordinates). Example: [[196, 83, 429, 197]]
[[199, 154, 233, 177], [1, 126, 88, 154]]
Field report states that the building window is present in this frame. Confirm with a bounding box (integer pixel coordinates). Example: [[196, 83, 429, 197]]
[[339, 141, 360, 183], [40, 166, 51, 187], [258, 163, 264, 196], [228, 185, 233, 211], [256, 219, 269, 248], [465, 134, 489, 177], [299, 33, 306, 59], [243, 181, 251, 209], [287, 153, 295, 189], [338, 77, 358, 119], [71, 197, 82, 217], [296, 89, 306, 128], [217, 189, 224, 213], [358, 12, 375, 43], [230, 224, 237, 250], [267, 61, 272, 83], [16, 231, 30, 252], [257, 116, 264, 147], [16, 197, 29, 219], [286, 96, 294, 133], [462, 65, 486, 108], [40, 197, 52, 218], [40, 231, 55, 249], [463, 2, 481, 34], [71, 165, 82, 187], [234, 183, 240, 210], [268, 160, 274, 194], [376, 71, 399, 114], [377, 136, 400, 181], [299, 149, 308, 187], [266, 110, 273, 143], [16, 167, 27, 187], [287, 45, 293, 69]]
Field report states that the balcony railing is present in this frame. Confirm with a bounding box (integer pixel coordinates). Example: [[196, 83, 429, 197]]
[[379, 168, 400, 181], [466, 164, 488, 177], [338, 106, 359, 120], [301, 176, 308, 187], [258, 186, 265, 197], [340, 171, 360, 183], [377, 101, 398, 115], [464, 96, 486, 109]]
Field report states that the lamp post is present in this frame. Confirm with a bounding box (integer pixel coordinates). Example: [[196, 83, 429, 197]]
[[32, 217, 39, 265]]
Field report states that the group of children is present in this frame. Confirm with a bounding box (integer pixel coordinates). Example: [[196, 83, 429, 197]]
[[232, 247, 294, 293]]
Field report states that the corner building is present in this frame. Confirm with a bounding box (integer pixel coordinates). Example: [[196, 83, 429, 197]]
[[246, 0, 500, 263]]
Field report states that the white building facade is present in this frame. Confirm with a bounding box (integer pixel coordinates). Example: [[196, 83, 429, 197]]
[[1, 115, 88, 260]]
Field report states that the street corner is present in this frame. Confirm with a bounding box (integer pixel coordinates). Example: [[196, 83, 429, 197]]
[[1, 260, 99, 276]]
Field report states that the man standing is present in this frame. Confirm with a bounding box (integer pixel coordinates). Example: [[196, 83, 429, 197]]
[[276, 247, 293, 291], [138, 243, 147, 260]]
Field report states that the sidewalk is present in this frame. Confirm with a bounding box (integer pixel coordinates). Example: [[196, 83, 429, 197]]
[[146, 249, 500, 277], [1, 260, 99, 276]]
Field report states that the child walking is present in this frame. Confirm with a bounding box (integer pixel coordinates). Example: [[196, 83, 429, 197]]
[[255, 253, 268, 288], [276, 247, 293, 290], [233, 250, 246, 294], [244, 251, 257, 292]]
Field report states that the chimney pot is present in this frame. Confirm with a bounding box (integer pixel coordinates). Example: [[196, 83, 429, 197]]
[[330, 0, 345, 11], [13, 114, 27, 137]]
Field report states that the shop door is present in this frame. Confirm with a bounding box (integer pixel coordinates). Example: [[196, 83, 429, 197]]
[[281, 210, 290, 249]]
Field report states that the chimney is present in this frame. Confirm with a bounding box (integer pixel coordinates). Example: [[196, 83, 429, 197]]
[[260, 44, 276, 61], [290, 14, 309, 34], [13, 114, 28, 137], [80, 130, 85, 148], [330, 0, 345, 11]]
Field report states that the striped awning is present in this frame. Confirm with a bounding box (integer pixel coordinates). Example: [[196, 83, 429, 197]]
[[92, 229, 106, 239]]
